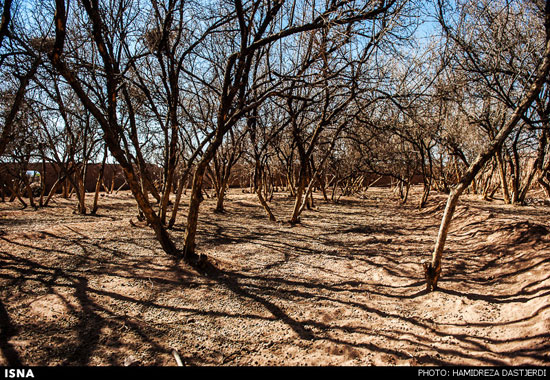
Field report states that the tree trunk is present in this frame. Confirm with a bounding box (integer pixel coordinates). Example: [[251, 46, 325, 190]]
[[22, 175, 36, 209], [289, 171, 306, 224], [256, 186, 276, 222], [76, 165, 87, 214], [167, 174, 187, 229], [160, 161, 177, 224], [536, 151, 550, 197], [517, 129, 548, 204], [254, 163, 276, 221], [317, 173, 329, 202], [424, 185, 464, 292], [44, 175, 64, 206], [91, 149, 107, 215], [182, 162, 208, 259], [495, 149, 511, 204], [214, 180, 228, 213], [539, 173, 550, 197], [9, 181, 27, 208]]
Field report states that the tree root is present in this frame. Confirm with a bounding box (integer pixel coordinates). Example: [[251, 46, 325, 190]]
[[423, 261, 440, 292]]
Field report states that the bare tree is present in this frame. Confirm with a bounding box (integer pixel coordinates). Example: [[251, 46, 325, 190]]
[[424, 0, 550, 291], [181, 0, 406, 259]]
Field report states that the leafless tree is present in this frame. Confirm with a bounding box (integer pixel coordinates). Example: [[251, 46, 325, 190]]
[[180, 0, 407, 260], [425, 0, 550, 291]]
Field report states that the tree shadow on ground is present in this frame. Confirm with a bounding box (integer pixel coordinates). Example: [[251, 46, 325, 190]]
[[0, 299, 22, 366], [1, 190, 549, 365]]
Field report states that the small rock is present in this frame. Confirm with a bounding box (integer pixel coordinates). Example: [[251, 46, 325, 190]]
[[124, 355, 140, 366]]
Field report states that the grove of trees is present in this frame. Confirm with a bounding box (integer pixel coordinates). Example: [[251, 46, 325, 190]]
[[1, 0, 549, 291]]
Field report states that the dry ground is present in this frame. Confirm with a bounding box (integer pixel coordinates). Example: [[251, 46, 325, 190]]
[[0, 186, 549, 366]]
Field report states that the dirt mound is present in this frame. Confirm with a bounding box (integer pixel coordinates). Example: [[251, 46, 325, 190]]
[[485, 221, 549, 244], [420, 200, 446, 214]]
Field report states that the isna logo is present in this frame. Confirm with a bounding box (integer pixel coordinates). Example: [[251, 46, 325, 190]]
[[4, 369, 34, 378]]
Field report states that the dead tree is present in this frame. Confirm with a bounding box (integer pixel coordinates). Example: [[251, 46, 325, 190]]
[[49, 0, 180, 255], [425, 0, 550, 291], [208, 127, 247, 213], [181, 0, 405, 258]]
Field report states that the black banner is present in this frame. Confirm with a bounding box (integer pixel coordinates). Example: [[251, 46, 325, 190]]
[[0, 366, 549, 380]]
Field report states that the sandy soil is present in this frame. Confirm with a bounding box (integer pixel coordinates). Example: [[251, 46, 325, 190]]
[[0, 187, 549, 366]]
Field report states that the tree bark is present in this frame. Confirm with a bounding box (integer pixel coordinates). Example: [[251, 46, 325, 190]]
[[91, 147, 107, 215], [182, 161, 208, 259], [254, 163, 276, 221]]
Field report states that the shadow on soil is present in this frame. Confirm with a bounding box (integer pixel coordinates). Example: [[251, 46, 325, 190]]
[[0, 192, 549, 365]]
